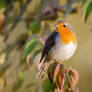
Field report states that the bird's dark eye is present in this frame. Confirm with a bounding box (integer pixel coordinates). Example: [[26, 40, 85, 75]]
[[63, 24, 66, 27]]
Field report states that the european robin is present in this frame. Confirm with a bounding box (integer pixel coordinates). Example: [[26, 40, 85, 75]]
[[37, 20, 77, 79]]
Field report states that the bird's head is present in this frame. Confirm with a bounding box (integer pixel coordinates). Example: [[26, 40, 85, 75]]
[[54, 20, 77, 44]]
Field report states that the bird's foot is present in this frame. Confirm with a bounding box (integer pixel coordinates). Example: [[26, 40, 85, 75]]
[[53, 59, 63, 65], [36, 63, 47, 79]]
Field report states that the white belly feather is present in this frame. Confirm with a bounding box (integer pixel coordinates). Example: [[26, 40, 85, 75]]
[[49, 36, 77, 61]]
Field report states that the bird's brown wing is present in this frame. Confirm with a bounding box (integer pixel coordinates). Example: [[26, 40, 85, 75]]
[[40, 30, 59, 62]]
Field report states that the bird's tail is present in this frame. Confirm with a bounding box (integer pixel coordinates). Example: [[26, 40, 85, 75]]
[[36, 62, 47, 79]]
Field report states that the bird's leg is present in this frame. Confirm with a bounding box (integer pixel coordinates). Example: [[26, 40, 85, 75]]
[[41, 62, 47, 72], [52, 59, 58, 63], [53, 59, 63, 65], [36, 62, 48, 79], [37, 60, 44, 71]]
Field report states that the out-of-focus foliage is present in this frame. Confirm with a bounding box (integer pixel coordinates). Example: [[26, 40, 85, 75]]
[[0, 0, 92, 92], [43, 78, 56, 92], [83, 0, 92, 22], [29, 20, 41, 34], [0, 0, 7, 9], [24, 36, 43, 60], [11, 70, 24, 92]]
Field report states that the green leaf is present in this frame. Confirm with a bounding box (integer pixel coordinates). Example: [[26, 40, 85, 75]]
[[0, 0, 7, 9], [84, 0, 92, 22], [43, 78, 56, 92], [24, 38, 38, 60], [83, 0, 87, 5], [18, 70, 24, 85], [29, 20, 41, 34], [24, 36, 43, 60]]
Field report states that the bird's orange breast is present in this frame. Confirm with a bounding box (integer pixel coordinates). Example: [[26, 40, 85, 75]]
[[58, 28, 77, 44]]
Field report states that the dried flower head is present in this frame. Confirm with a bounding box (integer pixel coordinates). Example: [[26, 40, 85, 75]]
[[47, 62, 65, 91]]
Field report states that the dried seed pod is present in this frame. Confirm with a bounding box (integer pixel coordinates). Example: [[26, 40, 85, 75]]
[[64, 69, 79, 91], [47, 62, 57, 83], [47, 62, 65, 91], [55, 64, 65, 91]]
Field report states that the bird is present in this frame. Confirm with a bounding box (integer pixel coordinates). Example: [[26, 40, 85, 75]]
[[37, 20, 77, 79]]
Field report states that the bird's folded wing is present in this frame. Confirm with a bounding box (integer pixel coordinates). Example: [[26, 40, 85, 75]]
[[40, 30, 59, 62]]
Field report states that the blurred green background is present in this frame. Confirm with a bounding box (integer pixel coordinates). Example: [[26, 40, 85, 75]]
[[0, 0, 92, 92]]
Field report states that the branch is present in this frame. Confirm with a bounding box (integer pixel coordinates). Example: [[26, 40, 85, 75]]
[[4, 0, 32, 42]]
